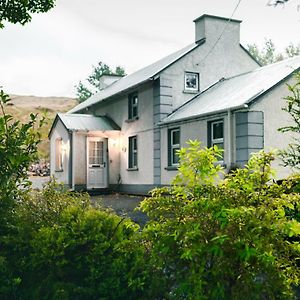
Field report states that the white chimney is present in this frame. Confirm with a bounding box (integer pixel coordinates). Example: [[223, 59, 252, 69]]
[[193, 14, 241, 45], [99, 74, 124, 90]]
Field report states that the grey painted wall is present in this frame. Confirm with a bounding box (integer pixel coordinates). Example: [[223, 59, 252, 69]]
[[235, 111, 264, 166], [160, 114, 229, 185], [250, 76, 297, 179], [160, 22, 259, 111]]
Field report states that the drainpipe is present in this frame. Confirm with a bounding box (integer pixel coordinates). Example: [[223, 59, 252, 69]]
[[68, 131, 73, 189], [227, 109, 232, 170], [72, 131, 76, 190]]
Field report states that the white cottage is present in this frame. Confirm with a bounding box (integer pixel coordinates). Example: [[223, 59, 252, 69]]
[[49, 14, 300, 194]]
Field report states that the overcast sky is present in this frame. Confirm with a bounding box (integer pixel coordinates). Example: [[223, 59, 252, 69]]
[[0, 0, 299, 98]]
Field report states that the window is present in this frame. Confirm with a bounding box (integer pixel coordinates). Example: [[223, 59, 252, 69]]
[[88, 141, 103, 165], [168, 128, 180, 166], [128, 93, 138, 120], [128, 136, 138, 169], [184, 72, 199, 91], [55, 137, 63, 171], [209, 120, 224, 160]]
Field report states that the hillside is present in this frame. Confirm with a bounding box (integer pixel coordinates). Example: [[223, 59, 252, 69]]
[[3, 94, 78, 160]]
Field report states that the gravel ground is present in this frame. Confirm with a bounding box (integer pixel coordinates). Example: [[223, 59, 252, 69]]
[[29, 177, 148, 226], [29, 176, 50, 190], [91, 194, 149, 226]]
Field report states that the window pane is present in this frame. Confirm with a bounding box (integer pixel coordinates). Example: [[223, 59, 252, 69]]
[[129, 94, 138, 119], [132, 106, 138, 118], [129, 136, 138, 168], [55, 138, 62, 170], [172, 130, 180, 145], [132, 95, 138, 105], [133, 152, 137, 167], [213, 142, 224, 150], [172, 148, 179, 164], [213, 122, 223, 139], [185, 73, 198, 89]]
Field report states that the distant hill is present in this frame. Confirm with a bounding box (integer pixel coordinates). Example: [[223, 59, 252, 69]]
[[4, 94, 78, 160]]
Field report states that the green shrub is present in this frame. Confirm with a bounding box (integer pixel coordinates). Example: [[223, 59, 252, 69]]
[[26, 206, 139, 299], [2, 181, 140, 300], [0, 90, 43, 297], [139, 140, 300, 300]]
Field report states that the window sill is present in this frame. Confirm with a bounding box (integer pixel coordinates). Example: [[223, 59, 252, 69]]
[[125, 116, 139, 123], [183, 89, 199, 94], [127, 167, 139, 171], [165, 166, 178, 171], [55, 169, 63, 172]]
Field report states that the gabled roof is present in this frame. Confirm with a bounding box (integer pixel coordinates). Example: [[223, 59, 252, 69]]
[[162, 55, 300, 124], [69, 42, 201, 113], [49, 113, 120, 137]]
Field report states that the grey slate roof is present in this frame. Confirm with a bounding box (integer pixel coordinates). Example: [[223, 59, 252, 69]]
[[162, 55, 300, 124], [49, 113, 120, 137], [69, 43, 200, 114]]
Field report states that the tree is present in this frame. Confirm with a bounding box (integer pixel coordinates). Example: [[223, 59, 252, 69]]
[[247, 39, 300, 66], [0, 91, 43, 217], [0, 0, 56, 28], [278, 73, 300, 169], [75, 61, 126, 103], [0, 90, 43, 296], [138, 141, 300, 299]]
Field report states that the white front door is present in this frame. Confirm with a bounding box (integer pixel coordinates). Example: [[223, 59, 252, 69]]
[[87, 137, 108, 189]]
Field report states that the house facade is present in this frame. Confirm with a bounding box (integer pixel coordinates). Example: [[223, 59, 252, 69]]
[[49, 14, 300, 194]]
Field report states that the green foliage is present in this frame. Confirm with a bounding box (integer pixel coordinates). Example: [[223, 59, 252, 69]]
[[138, 141, 300, 299], [0, 0, 56, 28], [1, 181, 141, 299], [247, 39, 300, 66], [0, 90, 44, 297], [0, 92, 142, 299], [28, 207, 138, 299], [0, 90, 44, 231], [75, 61, 126, 103], [278, 73, 300, 168], [75, 81, 93, 103]]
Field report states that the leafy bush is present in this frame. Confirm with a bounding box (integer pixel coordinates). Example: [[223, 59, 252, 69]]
[[139, 141, 300, 299], [2, 181, 141, 300], [0, 90, 43, 297]]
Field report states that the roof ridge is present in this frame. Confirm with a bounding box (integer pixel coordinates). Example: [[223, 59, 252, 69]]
[[69, 42, 202, 114]]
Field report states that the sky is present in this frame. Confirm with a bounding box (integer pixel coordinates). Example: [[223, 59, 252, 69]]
[[0, 0, 299, 98]]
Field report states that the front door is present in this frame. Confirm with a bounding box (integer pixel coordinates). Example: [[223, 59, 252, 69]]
[[87, 137, 108, 189]]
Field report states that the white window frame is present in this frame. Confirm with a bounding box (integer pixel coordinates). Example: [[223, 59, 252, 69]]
[[184, 72, 199, 92], [128, 136, 138, 169], [55, 137, 63, 171], [211, 120, 224, 146], [211, 120, 224, 161], [169, 128, 180, 166], [128, 93, 138, 120]]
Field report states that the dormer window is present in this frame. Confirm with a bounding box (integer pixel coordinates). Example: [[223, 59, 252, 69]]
[[184, 72, 199, 92], [128, 93, 138, 120]]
